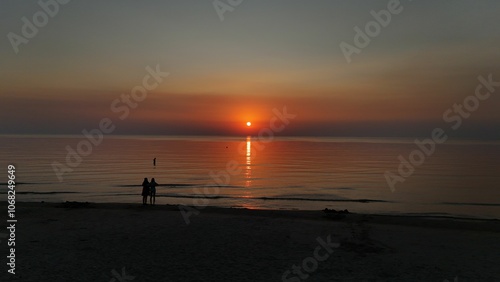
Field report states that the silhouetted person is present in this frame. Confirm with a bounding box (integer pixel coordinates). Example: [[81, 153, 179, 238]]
[[141, 178, 150, 205], [153, 158, 156, 167], [150, 178, 158, 205]]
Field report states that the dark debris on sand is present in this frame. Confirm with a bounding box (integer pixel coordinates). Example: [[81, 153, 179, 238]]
[[323, 208, 350, 220], [57, 201, 92, 209]]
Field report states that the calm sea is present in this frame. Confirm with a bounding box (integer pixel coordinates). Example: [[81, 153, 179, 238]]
[[1, 135, 499, 219]]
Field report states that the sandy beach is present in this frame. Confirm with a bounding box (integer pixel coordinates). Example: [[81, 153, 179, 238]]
[[0, 202, 499, 281]]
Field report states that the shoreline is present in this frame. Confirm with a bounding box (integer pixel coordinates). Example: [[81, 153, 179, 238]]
[[13, 200, 500, 221], [7, 186, 500, 220]]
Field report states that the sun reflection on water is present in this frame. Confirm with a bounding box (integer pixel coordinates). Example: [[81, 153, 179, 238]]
[[245, 136, 252, 187]]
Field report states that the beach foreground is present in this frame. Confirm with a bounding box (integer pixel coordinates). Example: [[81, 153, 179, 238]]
[[1, 202, 499, 281]]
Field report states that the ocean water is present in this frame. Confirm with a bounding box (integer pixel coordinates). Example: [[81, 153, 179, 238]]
[[1, 135, 499, 218]]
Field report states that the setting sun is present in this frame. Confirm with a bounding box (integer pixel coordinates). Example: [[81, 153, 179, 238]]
[[246, 121, 252, 127]]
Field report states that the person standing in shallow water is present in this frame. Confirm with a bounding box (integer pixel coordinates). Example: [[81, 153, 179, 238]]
[[141, 178, 150, 205], [153, 158, 156, 168], [149, 178, 158, 205]]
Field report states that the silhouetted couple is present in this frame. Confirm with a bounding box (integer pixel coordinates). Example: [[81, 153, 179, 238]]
[[141, 177, 158, 205]]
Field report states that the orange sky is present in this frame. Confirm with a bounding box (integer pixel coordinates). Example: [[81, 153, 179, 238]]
[[1, 1, 499, 138]]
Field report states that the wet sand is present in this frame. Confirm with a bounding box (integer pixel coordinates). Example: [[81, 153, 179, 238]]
[[1, 202, 499, 281]]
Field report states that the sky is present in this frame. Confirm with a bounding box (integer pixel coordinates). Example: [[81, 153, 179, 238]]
[[1, 0, 499, 138]]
